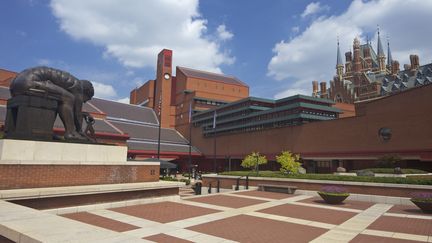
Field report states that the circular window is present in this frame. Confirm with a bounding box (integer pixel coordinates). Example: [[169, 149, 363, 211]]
[[378, 127, 392, 141]]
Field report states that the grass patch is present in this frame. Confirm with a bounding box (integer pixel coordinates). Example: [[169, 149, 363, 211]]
[[219, 171, 432, 185]]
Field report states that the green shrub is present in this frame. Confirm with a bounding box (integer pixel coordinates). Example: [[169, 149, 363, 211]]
[[352, 168, 428, 174], [276, 151, 301, 174], [219, 171, 432, 185], [179, 178, 191, 185]]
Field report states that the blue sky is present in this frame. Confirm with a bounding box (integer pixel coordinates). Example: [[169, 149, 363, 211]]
[[1, 0, 431, 102]]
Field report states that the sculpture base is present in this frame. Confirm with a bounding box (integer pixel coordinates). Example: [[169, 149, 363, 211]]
[[5, 95, 58, 140], [0, 139, 127, 163]]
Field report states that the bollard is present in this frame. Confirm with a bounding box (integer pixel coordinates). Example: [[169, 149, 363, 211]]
[[208, 183, 212, 194], [246, 176, 249, 190], [235, 177, 240, 191], [217, 180, 220, 193]]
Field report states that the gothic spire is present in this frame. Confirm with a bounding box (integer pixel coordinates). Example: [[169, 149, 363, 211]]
[[377, 26, 385, 57], [336, 37, 343, 67], [387, 38, 393, 66]]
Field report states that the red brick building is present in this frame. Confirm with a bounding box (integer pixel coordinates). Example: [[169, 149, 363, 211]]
[[130, 49, 249, 137]]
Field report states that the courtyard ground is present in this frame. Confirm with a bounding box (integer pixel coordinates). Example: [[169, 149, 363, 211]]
[[56, 190, 432, 243]]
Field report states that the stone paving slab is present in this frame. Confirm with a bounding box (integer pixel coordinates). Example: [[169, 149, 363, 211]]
[[351, 234, 423, 242], [368, 215, 432, 236], [258, 202, 358, 225], [111, 201, 220, 223], [144, 233, 193, 243], [387, 204, 429, 216], [187, 214, 327, 243], [185, 194, 267, 208], [299, 196, 375, 210], [62, 212, 140, 232], [232, 190, 294, 200]]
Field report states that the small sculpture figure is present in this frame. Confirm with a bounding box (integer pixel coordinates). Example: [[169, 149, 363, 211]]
[[10, 66, 94, 141], [82, 112, 97, 142]]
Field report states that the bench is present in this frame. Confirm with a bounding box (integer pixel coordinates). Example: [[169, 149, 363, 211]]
[[257, 184, 298, 194]]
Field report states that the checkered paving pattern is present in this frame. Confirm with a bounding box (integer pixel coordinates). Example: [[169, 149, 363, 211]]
[[351, 234, 423, 243], [299, 196, 375, 210], [143, 233, 193, 243], [187, 214, 327, 243], [185, 194, 267, 208], [232, 190, 294, 200], [110, 201, 220, 223], [259, 203, 358, 224], [55, 190, 432, 242], [61, 212, 140, 232], [368, 215, 432, 236]]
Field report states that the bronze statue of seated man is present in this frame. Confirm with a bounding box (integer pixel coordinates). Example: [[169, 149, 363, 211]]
[[10, 66, 94, 141]]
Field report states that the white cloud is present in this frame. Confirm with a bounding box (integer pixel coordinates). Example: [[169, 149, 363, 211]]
[[268, 0, 432, 99], [92, 81, 117, 99], [291, 26, 300, 34], [216, 24, 233, 41], [116, 97, 130, 104], [301, 2, 329, 18], [50, 0, 234, 73]]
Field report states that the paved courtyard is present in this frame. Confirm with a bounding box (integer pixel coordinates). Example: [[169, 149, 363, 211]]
[[57, 190, 432, 243]]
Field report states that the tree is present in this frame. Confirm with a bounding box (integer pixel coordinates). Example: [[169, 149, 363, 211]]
[[241, 152, 267, 175], [276, 151, 301, 174], [377, 154, 402, 168]]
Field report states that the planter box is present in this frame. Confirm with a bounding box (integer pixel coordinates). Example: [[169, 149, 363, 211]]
[[411, 200, 432, 213], [317, 192, 349, 204]]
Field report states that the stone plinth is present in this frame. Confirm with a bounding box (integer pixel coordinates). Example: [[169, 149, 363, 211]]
[[0, 139, 127, 163], [5, 95, 58, 140], [0, 139, 161, 189]]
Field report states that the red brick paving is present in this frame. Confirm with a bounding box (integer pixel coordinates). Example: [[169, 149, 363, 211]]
[[144, 234, 193, 243], [61, 212, 139, 232], [351, 234, 423, 243], [299, 196, 374, 210], [258, 203, 357, 224], [187, 214, 327, 243], [388, 204, 429, 216], [110, 201, 219, 223], [233, 190, 294, 200], [368, 216, 432, 236], [186, 194, 267, 208]]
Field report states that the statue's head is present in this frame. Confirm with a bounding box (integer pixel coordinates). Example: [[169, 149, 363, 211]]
[[80, 80, 94, 102]]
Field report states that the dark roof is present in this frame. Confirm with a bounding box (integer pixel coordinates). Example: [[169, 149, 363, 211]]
[[177, 66, 248, 87], [89, 98, 158, 124], [0, 87, 10, 100], [54, 117, 122, 134], [128, 140, 199, 153], [381, 63, 432, 95], [110, 120, 188, 144]]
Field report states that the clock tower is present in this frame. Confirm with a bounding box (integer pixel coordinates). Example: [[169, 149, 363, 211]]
[[154, 49, 174, 128]]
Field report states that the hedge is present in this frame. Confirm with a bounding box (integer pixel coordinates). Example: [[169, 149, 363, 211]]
[[219, 171, 432, 185]]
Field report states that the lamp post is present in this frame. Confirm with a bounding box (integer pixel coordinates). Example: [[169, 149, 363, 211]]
[[157, 93, 162, 159]]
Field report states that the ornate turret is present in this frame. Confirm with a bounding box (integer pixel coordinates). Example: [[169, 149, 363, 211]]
[[353, 37, 361, 72]]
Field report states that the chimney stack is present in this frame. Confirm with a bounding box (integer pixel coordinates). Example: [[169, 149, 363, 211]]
[[320, 81, 327, 98], [410, 54, 420, 70], [391, 60, 400, 75], [312, 81, 319, 97]]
